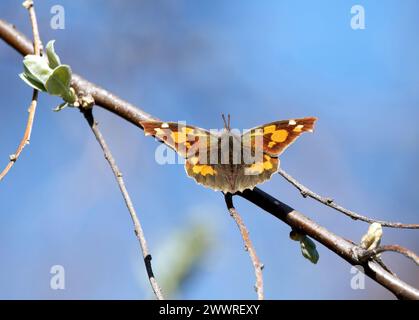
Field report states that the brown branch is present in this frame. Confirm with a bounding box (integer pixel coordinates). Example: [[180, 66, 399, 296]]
[[238, 188, 419, 299], [81, 108, 164, 300], [0, 1, 41, 182], [1, 19, 418, 299], [224, 193, 264, 300], [278, 168, 419, 229], [0, 92, 37, 181], [360, 245, 419, 267]]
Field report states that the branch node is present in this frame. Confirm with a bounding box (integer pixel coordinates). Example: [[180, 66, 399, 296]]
[[326, 198, 334, 204], [79, 93, 95, 110], [351, 246, 364, 261], [22, 0, 33, 9]]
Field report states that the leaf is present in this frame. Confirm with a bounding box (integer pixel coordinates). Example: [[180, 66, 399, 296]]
[[61, 88, 77, 105], [300, 236, 319, 264], [22, 55, 52, 84], [19, 73, 46, 92], [45, 65, 72, 97], [360, 223, 382, 250], [53, 102, 69, 112], [46, 40, 61, 69]]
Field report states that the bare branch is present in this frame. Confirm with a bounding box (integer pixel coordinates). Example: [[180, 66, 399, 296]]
[[360, 245, 419, 267], [0, 1, 41, 182], [278, 168, 419, 229], [224, 193, 264, 300], [1, 19, 418, 299], [238, 188, 419, 300], [0, 93, 37, 181], [81, 108, 164, 300]]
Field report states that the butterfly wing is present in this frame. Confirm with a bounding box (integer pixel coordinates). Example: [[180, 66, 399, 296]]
[[231, 154, 280, 193], [141, 120, 227, 190], [234, 117, 317, 192], [184, 158, 227, 192], [140, 121, 212, 158], [242, 117, 317, 157]]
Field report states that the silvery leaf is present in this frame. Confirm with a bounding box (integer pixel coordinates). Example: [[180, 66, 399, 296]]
[[53, 102, 69, 112], [22, 55, 52, 85], [46, 40, 61, 69], [19, 73, 46, 92], [300, 236, 319, 264], [45, 65, 72, 97]]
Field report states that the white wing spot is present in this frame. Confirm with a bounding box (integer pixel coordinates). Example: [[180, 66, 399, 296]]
[[161, 123, 169, 128], [154, 128, 164, 135], [288, 119, 297, 125], [293, 124, 304, 132]]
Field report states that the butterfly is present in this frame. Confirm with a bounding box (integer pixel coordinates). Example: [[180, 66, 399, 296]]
[[141, 115, 317, 194]]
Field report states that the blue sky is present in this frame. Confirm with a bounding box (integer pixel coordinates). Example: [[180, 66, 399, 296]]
[[0, 0, 418, 299]]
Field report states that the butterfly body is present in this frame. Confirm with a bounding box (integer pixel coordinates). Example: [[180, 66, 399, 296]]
[[141, 117, 317, 193]]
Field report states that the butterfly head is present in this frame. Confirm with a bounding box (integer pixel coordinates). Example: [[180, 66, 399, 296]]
[[222, 114, 231, 132]]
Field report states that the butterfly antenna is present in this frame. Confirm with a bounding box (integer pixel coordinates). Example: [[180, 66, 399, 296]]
[[228, 114, 231, 130], [222, 113, 228, 130]]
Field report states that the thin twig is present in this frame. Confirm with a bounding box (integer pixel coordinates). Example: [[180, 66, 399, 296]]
[[224, 193, 264, 300], [374, 256, 397, 276], [24, 0, 41, 54], [360, 245, 419, 267], [278, 168, 419, 229], [81, 108, 164, 300], [0, 92, 37, 181], [1, 20, 418, 299], [0, 0, 41, 182]]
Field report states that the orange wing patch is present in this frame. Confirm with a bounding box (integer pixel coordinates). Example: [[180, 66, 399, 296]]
[[244, 154, 277, 175], [191, 164, 217, 176], [244, 117, 317, 157]]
